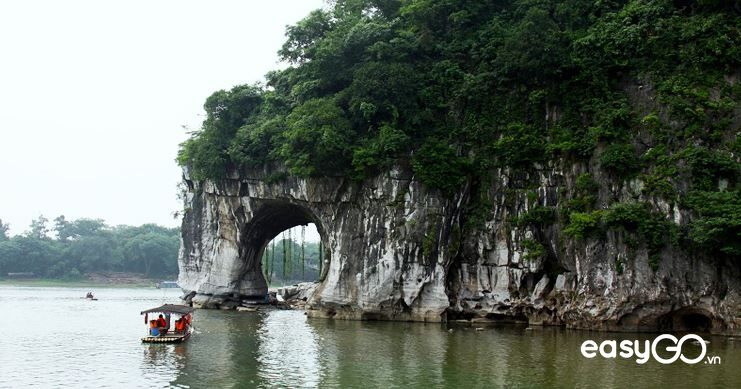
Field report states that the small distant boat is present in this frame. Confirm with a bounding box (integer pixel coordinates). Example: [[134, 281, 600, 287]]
[[157, 281, 179, 289], [84, 292, 98, 301], [141, 304, 194, 344]]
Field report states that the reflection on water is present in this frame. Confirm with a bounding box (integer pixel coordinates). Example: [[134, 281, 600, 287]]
[[141, 344, 186, 385], [257, 310, 321, 388], [1, 286, 740, 388]]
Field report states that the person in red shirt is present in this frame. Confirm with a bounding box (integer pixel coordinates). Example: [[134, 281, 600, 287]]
[[174, 318, 185, 333], [156, 314, 168, 334]]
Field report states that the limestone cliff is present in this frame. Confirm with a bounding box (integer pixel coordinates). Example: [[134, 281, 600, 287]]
[[178, 161, 740, 335]]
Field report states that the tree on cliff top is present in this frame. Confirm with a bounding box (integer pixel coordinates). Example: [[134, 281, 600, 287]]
[[179, 0, 738, 181], [177, 0, 740, 259], [0, 219, 9, 241]]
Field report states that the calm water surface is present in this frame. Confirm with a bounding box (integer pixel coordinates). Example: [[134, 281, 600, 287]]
[[0, 286, 738, 388]]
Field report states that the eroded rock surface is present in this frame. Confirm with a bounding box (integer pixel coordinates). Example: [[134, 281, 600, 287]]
[[178, 164, 740, 335]]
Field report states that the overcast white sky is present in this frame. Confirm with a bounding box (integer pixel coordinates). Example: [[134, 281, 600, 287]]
[[0, 0, 324, 239]]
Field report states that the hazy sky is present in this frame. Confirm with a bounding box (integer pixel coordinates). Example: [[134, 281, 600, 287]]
[[0, 0, 324, 238]]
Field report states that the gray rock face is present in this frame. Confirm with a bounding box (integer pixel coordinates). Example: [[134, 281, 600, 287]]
[[178, 164, 740, 335]]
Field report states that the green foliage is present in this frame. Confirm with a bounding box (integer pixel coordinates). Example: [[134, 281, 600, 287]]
[[639, 144, 680, 199], [615, 257, 625, 274], [489, 123, 547, 167], [463, 192, 492, 231], [0, 219, 9, 241], [684, 147, 738, 191], [28, 215, 50, 240], [264, 171, 289, 185], [422, 223, 438, 262], [576, 173, 599, 194], [564, 211, 603, 239], [411, 140, 468, 195], [512, 206, 555, 227], [228, 117, 287, 169], [648, 254, 660, 272], [0, 215, 179, 279], [603, 203, 676, 253], [178, 0, 738, 194], [601, 203, 648, 231], [599, 144, 639, 178], [173, 0, 739, 260], [566, 202, 677, 261], [280, 98, 355, 176], [522, 239, 545, 261], [177, 85, 265, 180], [685, 191, 741, 257], [561, 173, 599, 221], [352, 123, 410, 178]]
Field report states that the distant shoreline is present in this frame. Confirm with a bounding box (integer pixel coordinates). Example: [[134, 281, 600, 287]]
[[0, 273, 177, 288], [0, 279, 155, 288]]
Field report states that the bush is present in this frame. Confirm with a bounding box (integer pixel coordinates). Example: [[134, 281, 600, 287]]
[[411, 140, 468, 195], [599, 144, 639, 178], [684, 147, 738, 191], [512, 206, 555, 227], [522, 239, 546, 261], [685, 190, 741, 257], [564, 211, 603, 238], [602, 203, 647, 231], [279, 98, 355, 176], [566, 202, 676, 259], [575, 173, 599, 194], [490, 123, 547, 167]]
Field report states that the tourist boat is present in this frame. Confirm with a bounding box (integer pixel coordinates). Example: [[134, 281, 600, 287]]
[[141, 304, 194, 343]]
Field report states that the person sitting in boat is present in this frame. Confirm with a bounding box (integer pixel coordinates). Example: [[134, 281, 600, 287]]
[[156, 314, 168, 334], [174, 318, 185, 333], [86, 292, 94, 299]]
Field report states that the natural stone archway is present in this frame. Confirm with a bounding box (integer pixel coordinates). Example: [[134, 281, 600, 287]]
[[178, 164, 741, 334], [177, 164, 452, 321], [234, 201, 327, 298]]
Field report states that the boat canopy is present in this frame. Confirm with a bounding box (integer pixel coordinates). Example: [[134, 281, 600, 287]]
[[140, 304, 194, 315]]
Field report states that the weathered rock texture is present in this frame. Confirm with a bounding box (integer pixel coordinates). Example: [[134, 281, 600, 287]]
[[178, 163, 741, 335]]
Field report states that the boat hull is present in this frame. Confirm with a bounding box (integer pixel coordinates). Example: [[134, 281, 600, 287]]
[[141, 331, 191, 344]]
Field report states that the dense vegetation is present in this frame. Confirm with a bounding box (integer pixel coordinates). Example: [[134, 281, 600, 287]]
[[0, 216, 180, 280], [178, 0, 739, 260], [0, 216, 321, 284]]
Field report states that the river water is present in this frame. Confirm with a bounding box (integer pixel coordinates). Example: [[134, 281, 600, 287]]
[[0, 286, 738, 388]]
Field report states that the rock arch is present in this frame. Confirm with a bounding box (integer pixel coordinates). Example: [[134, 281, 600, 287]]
[[234, 200, 329, 296], [177, 165, 741, 334], [177, 165, 451, 320]]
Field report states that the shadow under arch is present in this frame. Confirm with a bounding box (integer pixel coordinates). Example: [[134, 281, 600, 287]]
[[236, 200, 330, 298]]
